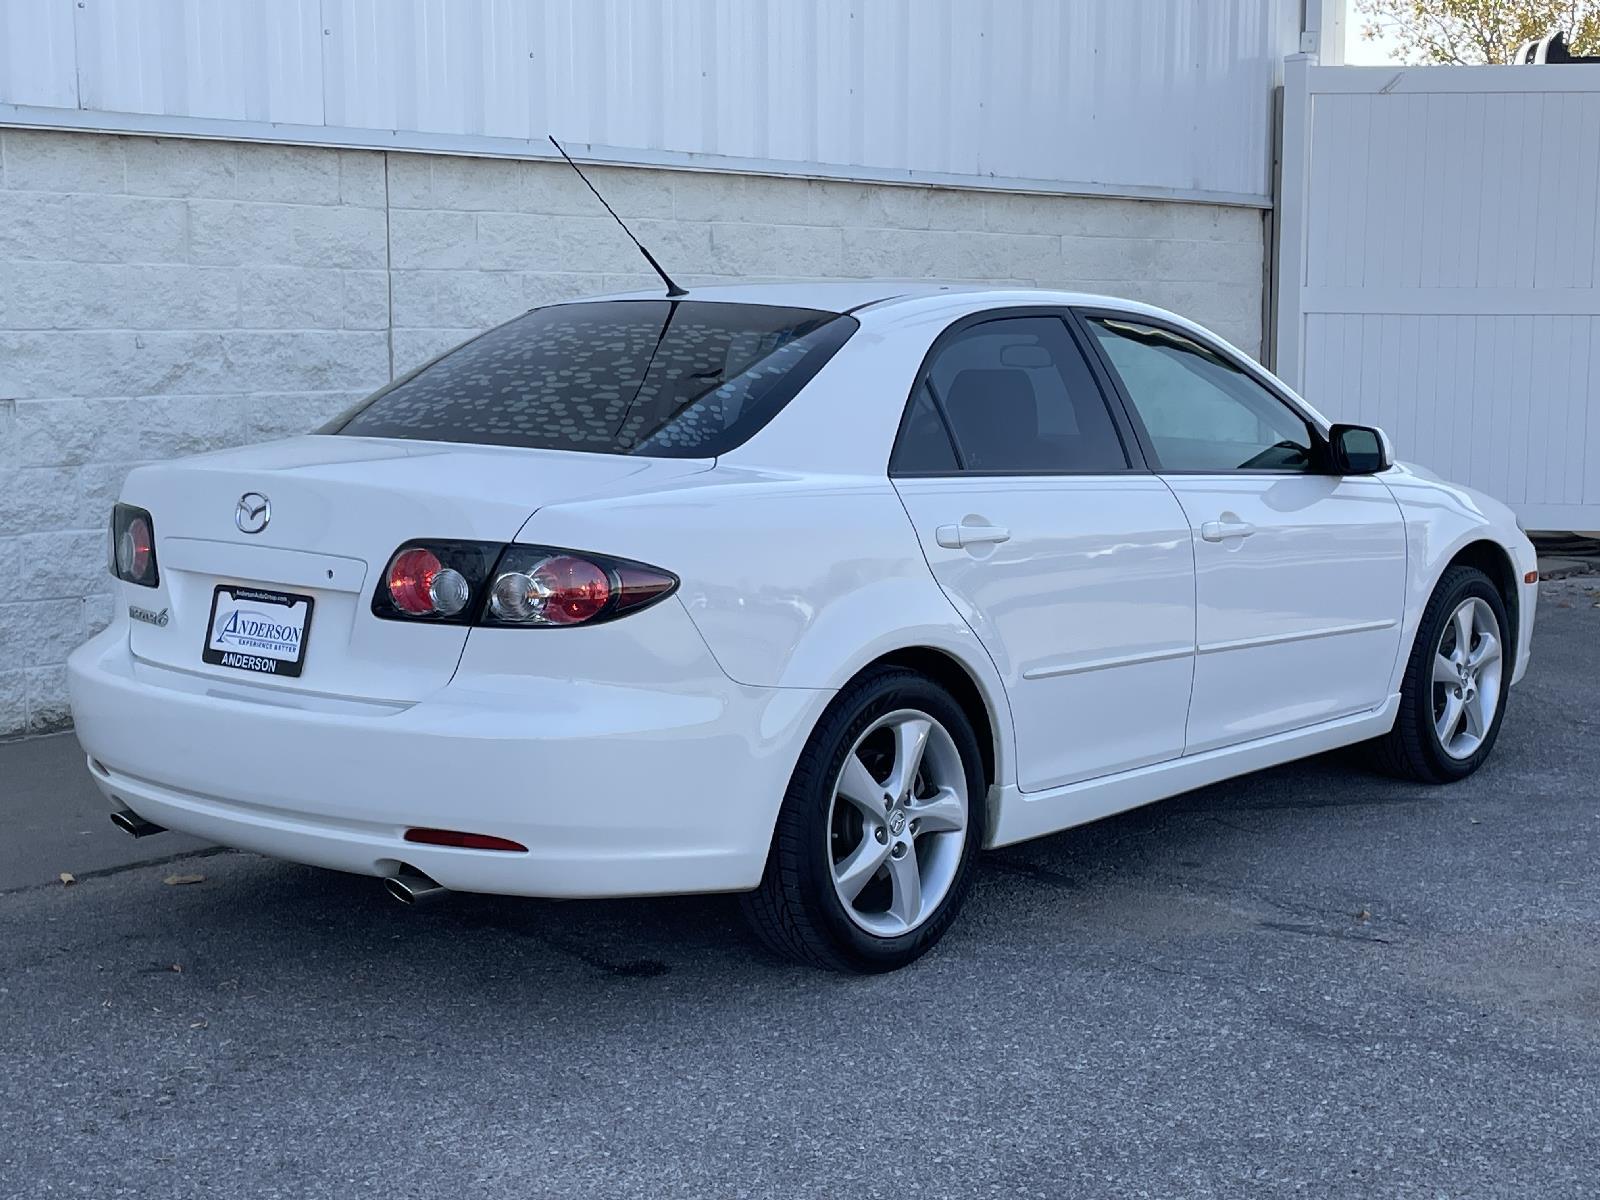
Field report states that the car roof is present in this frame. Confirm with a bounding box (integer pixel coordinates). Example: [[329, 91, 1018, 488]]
[[583, 279, 1162, 318]]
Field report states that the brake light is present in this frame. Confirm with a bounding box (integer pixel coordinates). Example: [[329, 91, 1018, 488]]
[[484, 547, 675, 628], [489, 554, 609, 625], [111, 504, 159, 588], [371, 540, 500, 623], [386, 547, 470, 617], [372, 541, 677, 628]]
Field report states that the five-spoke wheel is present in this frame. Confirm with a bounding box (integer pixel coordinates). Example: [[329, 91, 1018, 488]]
[[742, 668, 986, 972], [828, 710, 968, 937], [1431, 596, 1504, 761], [1370, 564, 1512, 783]]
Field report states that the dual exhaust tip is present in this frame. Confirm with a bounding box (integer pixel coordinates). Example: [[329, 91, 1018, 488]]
[[111, 807, 447, 906]]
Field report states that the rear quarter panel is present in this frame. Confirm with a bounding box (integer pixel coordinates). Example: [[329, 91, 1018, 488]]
[[514, 468, 1016, 784]]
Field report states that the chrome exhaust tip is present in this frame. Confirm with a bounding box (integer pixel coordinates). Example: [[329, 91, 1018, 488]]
[[384, 867, 447, 906], [110, 808, 166, 838]]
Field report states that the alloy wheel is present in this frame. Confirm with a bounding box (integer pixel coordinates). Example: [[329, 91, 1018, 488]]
[[826, 709, 969, 937], [1432, 596, 1503, 760]]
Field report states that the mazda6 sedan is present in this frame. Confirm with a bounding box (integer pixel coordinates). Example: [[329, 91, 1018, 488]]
[[68, 282, 1537, 972]]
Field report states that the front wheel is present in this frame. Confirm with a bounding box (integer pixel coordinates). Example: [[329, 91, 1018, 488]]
[[1369, 565, 1512, 783], [741, 668, 987, 972]]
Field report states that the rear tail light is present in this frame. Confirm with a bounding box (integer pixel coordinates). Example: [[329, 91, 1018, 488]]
[[111, 504, 159, 588], [373, 541, 677, 628], [386, 547, 470, 617]]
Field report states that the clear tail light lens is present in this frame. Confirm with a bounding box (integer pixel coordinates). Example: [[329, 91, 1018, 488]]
[[111, 504, 159, 588], [488, 554, 610, 626], [373, 541, 676, 628]]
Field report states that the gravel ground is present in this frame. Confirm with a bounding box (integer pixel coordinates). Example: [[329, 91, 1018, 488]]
[[2, 580, 1597, 1199]]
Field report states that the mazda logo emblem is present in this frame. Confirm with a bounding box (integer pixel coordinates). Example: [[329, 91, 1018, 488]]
[[235, 492, 271, 535]]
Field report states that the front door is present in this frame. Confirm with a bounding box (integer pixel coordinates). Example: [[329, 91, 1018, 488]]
[[889, 312, 1196, 791], [1080, 313, 1407, 754]]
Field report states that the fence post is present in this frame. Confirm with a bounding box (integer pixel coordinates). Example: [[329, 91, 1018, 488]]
[[1271, 52, 1314, 390]]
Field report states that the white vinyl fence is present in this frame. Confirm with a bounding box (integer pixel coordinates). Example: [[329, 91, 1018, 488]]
[[1274, 56, 1600, 530]]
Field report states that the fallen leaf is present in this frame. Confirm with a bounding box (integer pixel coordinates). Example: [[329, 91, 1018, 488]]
[[59, 872, 76, 886], [163, 874, 205, 886]]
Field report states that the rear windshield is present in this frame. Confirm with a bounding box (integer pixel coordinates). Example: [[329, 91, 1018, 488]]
[[327, 300, 857, 457]]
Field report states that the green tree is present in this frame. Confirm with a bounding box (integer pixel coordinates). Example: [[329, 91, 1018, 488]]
[[1355, 0, 1600, 63]]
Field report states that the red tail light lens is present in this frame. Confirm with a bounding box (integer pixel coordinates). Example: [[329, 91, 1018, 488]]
[[387, 547, 442, 615], [110, 503, 159, 588], [489, 554, 610, 626], [484, 548, 676, 628], [372, 541, 677, 628], [537, 555, 611, 624], [373, 540, 500, 623], [387, 548, 469, 617]]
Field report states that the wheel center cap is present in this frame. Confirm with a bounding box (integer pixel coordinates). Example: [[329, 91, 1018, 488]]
[[888, 808, 908, 837]]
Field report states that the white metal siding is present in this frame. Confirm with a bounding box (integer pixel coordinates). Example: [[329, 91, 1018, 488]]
[[0, 0, 76, 108], [72, 0, 325, 125], [1275, 61, 1600, 529], [1, 0, 1298, 205]]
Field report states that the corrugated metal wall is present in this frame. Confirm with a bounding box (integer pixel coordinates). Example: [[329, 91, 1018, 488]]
[[0, 0, 1298, 205], [1275, 60, 1600, 529]]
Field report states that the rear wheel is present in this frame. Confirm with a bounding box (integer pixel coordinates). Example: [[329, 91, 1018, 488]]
[[1369, 565, 1511, 783], [741, 667, 986, 972]]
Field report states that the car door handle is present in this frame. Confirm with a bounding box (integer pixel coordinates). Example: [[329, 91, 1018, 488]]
[[936, 522, 1011, 549], [1200, 518, 1257, 542]]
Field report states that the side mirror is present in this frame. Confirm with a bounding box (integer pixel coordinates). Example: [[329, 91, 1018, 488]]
[[1327, 423, 1392, 474]]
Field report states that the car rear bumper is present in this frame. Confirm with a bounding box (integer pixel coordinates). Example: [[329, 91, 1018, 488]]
[[67, 608, 827, 898]]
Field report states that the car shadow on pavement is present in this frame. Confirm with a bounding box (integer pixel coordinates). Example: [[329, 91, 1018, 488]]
[[112, 741, 1458, 999]]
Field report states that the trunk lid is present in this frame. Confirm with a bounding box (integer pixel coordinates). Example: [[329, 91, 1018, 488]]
[[117, 436, 710, 702]]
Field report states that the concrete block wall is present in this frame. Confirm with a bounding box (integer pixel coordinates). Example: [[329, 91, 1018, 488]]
[[0, 128, 1266, 737]]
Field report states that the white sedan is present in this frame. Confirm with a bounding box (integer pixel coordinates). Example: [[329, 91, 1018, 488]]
[[68, 282, 1537, 972]]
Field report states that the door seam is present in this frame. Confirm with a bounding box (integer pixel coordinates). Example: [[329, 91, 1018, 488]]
[[1153, 473, 1203, 754], [887, 478, 1021, 789]]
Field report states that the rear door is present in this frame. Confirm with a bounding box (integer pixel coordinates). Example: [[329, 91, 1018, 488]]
[[1078, 311, 1407, 754], [890, 311, 1196, 792]]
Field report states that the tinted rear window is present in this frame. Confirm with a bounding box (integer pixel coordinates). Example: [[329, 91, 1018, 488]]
[[327, 300, 857, 457]]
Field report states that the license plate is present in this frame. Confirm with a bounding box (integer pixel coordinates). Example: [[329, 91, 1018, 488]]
[[203, 586, 314, 677]]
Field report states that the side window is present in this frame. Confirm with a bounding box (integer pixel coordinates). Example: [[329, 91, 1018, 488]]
[[1084, 317, 1316, 473], [896, 316, 1128, 474], [890, 383, 960, 474]]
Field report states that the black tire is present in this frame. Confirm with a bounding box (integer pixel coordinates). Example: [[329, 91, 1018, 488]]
[[740, 667, 987, 972], [1367, 565, 1512, 783]]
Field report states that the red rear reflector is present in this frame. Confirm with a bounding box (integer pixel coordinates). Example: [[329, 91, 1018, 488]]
[[403, 827, 528, 853], [614, 563, 677, 612]]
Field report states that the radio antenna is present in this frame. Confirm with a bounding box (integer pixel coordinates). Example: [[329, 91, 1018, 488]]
[[548, 134, 687, 298]]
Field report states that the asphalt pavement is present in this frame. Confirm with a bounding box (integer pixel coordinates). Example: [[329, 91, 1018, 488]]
[[2, 578, 1597, 1198]]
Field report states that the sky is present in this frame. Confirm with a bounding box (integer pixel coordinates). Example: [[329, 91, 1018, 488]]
[[1343, 7, 1407, 64]]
